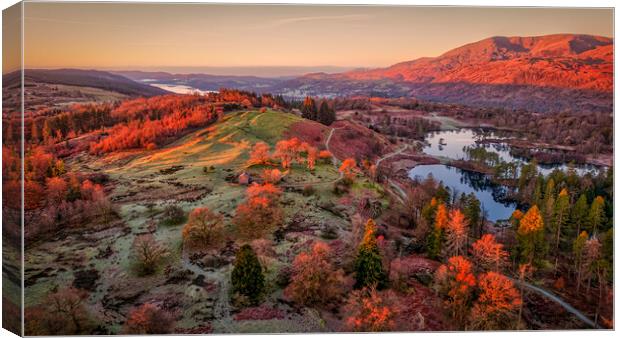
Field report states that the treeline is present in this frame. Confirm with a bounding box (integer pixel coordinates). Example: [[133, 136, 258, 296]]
[[299, 96, 336, 126], [2, 89, 291, 150], [407, 169, 612, 328], [399, 98, 611, 155], [3, 145, 115, 242]]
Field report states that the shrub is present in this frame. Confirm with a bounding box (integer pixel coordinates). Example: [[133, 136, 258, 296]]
[[123, 303, 174, 334], [333, 179, 351, 195], [25, 287, 93, 335], [161, 205, 185, 226], [132, 234, 168, 276], [182, 207, 225, 249], [302, 184, 315, 196], [343, 286, 398, 332], [231, 244, 265, 305], [234, 305, 285, 321], [285, 242, 346, 307]]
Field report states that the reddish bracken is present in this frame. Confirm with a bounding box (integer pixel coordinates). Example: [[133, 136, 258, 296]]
[[234, 306, 285, 321]]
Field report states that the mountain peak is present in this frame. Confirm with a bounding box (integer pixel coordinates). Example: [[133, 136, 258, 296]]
[[341, 33, 613, 91]]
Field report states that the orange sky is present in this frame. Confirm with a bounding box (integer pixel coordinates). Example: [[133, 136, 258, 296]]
[[21, 3, 613, 75]]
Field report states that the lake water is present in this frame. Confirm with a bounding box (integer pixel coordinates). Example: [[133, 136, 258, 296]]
[[409, 164, 516, 221], [423, 128, 599, 176], [409, 128, 601, 222], [149, 83, 214, 95]]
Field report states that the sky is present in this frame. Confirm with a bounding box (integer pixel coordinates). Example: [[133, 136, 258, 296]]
[[20, 3, 614, 76]]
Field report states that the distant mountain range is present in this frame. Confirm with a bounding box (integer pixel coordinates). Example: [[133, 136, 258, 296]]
[[3, 68, 169, 97], [281, 34, 613, 113], [9, 34, 613, 114]]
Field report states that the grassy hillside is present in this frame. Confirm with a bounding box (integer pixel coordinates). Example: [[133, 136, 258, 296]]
[[28, 109, 389, 333]]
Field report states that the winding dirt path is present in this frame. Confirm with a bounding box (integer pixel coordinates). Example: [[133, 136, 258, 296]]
[[375, 144, 409, 167], [325, 127, 342, 170]]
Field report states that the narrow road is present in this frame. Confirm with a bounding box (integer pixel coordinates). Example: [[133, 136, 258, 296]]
[[387, 179, 406, 203], [376, 144, 409, 167], [514, 279, 602, 329], [325, 127, 341, 169]]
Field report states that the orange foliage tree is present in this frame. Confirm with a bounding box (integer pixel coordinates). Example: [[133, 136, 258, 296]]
[[305, 144, 319, 170], [434, 256, 476, 327], [343, 286, 398, 332], [285, 241, 346, 307], [516, 205, 545, 264], [182, 207, 225, 249], [427, 202, 448, 259], [45, 177, 68, 205], [469, 272, 521, 330], [234, 183, 283, 239], [444, 209, 469, 257], [339, 158, 358, 181], [471, 234, 508, 272], [123, 303, 174, 334], [274, 138, 302, 169], [318, 150, 333, 162], [249, 142, 271, 165], [260, 168, 282, 184]]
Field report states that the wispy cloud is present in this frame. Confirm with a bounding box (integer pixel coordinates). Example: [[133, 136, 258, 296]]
[[256, 14, 372, 29]]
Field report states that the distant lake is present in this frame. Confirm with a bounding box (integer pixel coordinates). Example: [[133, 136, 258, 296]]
[[409, 128, 602, 222], [148, 83, 214, 95], [423, 128, 600, 176]]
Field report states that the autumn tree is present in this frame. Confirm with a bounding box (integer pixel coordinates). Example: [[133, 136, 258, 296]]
[[427, 202, 448, 259], [132, 234, 168, 275], [286, 241, 346, 307], [318, 150, 333, 163], [260, 168, 282, 184], [301, 96, 317, 120], [26, 288, 92, 335], [305, 145, 318, 170], [123, 303, 174, 334], [516, 205, 545, 265], [572, 231, 588, 292], [542, 178, 556, 225], [583, 235, 602, 295], [339, 158, 358, 182], [588, 196, 605, 234], [434, 256, 476, 327], [471, 234, 508, 272], [343, 286, 398, 332], [469, 272, 521, 330], [249, 141, 270, 165], [570, 194, 589, 238], [234, 183, 283, 240], [274, 138, 302, 169], [45, 176, 68, 205], [551, 188, 570, 271], [354, 219, 387, 289], [516, 263, 533, 328], [444, 209, 469, 258], [182, 207, 225, 249], [231, 244, 265, 305]]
